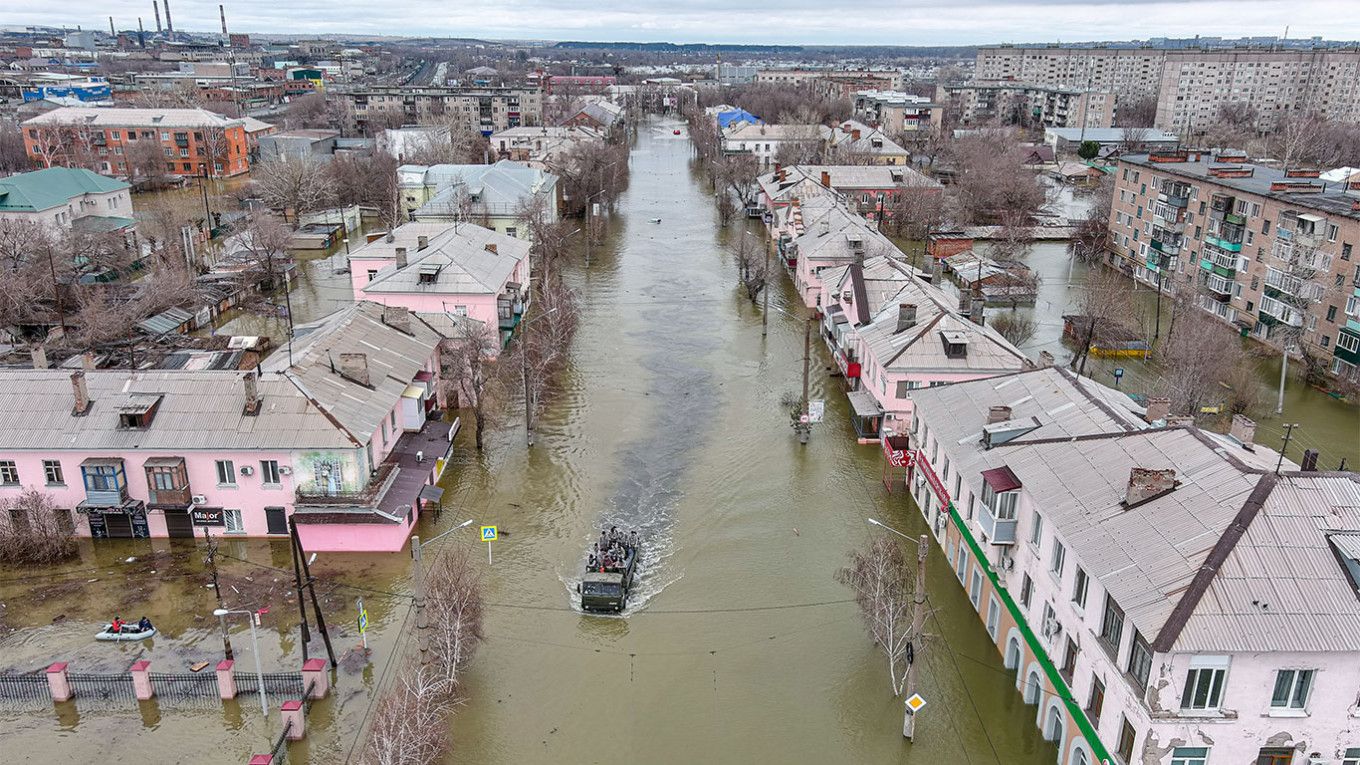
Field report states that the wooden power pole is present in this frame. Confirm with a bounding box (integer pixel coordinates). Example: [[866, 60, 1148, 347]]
[[411, 535, 429, 663], [203, 526, 233, 661], [903, 534, 929, 739]]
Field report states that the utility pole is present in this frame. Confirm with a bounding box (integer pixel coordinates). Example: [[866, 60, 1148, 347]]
[[46, 246, 67, 334], [903, 530, 924, 740], [291, 517, 337, 667], [521, 323, 533, 447], [903, 534, 929, 740], [288, 518, 312, 662], [1276, 344, 1291, 415], [1275, 423, 1299, 475], [411, 535, 428, 663], [795, 318, 812, 445], [761, 235, 771, 338], [203, 526, 233, 661]]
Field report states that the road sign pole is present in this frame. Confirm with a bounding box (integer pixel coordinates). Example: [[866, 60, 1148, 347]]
[[904, 534, 929, 740], [487, 540, 493, 565]]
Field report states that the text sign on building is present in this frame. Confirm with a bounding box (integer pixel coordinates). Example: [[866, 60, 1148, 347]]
[[916, 450, 950, 505], [191, 507, 226, 526]]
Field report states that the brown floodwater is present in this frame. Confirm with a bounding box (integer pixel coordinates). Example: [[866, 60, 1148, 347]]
[[0, 119, 1075, 764]]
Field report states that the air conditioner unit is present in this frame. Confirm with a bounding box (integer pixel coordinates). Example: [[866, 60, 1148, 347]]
[[278, 466, 292, 476], [240, 465, 255, 476], [191, 495, 207, 505]]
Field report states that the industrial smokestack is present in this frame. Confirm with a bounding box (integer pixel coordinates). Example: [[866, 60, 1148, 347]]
[[219, 4, 227, 36], [163, 0, 173, 34], [138, 17, 145, 47], [153, 0, 161, 33], [109, 16, 116, 36]]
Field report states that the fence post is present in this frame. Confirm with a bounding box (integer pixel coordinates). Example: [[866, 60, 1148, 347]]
[[300, 658, 328, 699], [280, 699, 305, 740], [247, 756, 273, 765], [130, 660, 154, 701], [46, 662, 72, 702], [216, 660, 237, 700]]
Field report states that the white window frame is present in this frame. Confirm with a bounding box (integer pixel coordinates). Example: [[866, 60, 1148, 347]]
[[1050, 540, 1066, 577], [1270, 668, 1315, 711], [1072, 566, 1089, 609], [1029, 512, 1044, 545], [260, 460, 281, 486], [1180, 655, 1229, 712], [969, 569, 983, 609], [986, 595, 1001, 639], [1170, 747, 1210, 765], [224, 508, 244, 533], [215, 459, 236, 486]]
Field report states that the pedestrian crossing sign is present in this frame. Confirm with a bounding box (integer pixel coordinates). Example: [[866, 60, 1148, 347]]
[[905, 693, 927, 712], [480, 525, 498, 542]]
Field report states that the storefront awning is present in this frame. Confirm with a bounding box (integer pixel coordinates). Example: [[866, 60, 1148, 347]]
[[847, 389, 883, 418], [419, 485, 445, 503]]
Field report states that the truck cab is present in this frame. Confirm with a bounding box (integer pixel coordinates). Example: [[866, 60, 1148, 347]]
[[580, 547, 636, 613]]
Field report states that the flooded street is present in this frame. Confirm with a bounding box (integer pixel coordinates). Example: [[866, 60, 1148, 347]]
[[440, 118, 1056, 764]]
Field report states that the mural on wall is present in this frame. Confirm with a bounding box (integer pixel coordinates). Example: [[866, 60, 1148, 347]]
[[294, 450, 360, 495]]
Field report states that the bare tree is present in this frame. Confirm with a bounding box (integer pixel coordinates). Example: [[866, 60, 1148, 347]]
[[1114, 95, 1158, 129], [518, 279, 581, 443], [1154, 290, 1249, 418], [440, 321, 503, 451], [732, 232, 767, 303], [1204, 102, 1260, 150], [990, 312, 1036, 347], [0, 489, 77, 564], [1069, 175, 1113, 264], [422, 548, 485, 688], [327, 153, 402, 231], [836, 536, 916, 697], [0, 123, 32, 174], [252, 156, 335, 224], [946, 130, 1046, 226], [364, 667, 451, 765], [126, 137, 171, 189], [1068, 265, 1135, 377], [229, 213, 295, 295]]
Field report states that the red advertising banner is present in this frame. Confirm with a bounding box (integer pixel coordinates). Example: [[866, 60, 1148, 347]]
[[882, 438, 913, 468], [917, 449, 950, 505]]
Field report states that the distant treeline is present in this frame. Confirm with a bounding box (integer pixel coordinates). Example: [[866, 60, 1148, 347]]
[[553, 41, 803, 53]]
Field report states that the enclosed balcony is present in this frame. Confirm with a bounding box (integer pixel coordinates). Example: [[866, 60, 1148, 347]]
[[80, 458, 128, 507], [145, 457, 192, 508], [977, 467, 1021, 545]]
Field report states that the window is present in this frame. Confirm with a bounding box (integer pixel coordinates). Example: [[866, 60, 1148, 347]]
[[1171, 747, 1209, 765], [390, 409, 397, 432], [1128, 630, 1153, 690], [1060, 636, 1079, 683], [224, 508, 243, 533], [1050, 540, 1066, 576], [43, 460, 64, 485], [1341, 747, 1360, 765], [505, 227, 518, 238], [1116, 718, 1137, 763], [986, 595, 1000, 638], [1029, 512, 1044, 545], [1072, 566, 1089, 609], [982, 483, 1018, 520], [966, 493, 975, 520], [260, 460, 281, 485], [0, 460, 17, 485], [215, 460, 236, 486], [83, 463, 121, 491], [1086, 677, 1105, 727], [366, 269, 378, 282], [956, 547, 969, 583], [1180, 657, 1229, 711], [1270, 669, 1314, 710], [969, 569, 983, 609], [1020, 573, 1033, 609]]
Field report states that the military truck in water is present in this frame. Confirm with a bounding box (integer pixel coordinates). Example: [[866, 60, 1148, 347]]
[[579, 529, 639, 613]]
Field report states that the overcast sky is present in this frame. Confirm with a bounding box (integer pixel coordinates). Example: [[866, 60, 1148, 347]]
[[5, 0, 1359, 47]]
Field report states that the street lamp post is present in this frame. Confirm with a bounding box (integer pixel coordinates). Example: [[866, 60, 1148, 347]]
[[213, 608, 267, 717]]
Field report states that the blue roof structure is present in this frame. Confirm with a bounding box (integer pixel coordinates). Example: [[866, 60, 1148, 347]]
[[716, 109, 761, 129]]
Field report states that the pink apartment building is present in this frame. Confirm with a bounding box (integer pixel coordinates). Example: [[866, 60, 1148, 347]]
[[349, 221, 531, 347], [819, 256, 1029, 441], [0, 302, 454, 553]]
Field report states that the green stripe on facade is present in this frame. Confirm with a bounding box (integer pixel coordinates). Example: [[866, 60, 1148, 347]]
[[942, 496, 1113, 764]]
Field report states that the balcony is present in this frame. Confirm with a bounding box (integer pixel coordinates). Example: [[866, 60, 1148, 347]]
[[1204, 235, 1243, 253], [1259, 295, 1304, 327], [1158, 189, 1190, 209], [1204, 273, 1234, 296], [144, 457, 191, 508], [1150, 237, 1181, 257], [80, 458, 128, 508], [978, 503, 1017, 544]]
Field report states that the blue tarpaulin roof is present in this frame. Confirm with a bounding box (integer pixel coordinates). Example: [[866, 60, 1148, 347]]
[[717, 109, 761, 129]]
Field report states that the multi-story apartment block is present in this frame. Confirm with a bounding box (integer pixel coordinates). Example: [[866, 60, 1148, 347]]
[[1108, 151, 1360, 381], [0, 167, 133, 234], [974, 46, 1360, 133], [22, 107, 255, 178], [903, 365, 1360, 765], [935, 83, 1116, 129], [852, 90, 944, 136], [340, 86, 542, 136]]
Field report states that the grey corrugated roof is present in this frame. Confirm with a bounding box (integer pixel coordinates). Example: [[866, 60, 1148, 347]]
[[362, 224, 528, 296], [138, 306, 194, 336], [262, 302, 442, 444]]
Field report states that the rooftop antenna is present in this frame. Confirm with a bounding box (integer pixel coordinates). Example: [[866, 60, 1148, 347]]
[[153, 0, 161, 34]]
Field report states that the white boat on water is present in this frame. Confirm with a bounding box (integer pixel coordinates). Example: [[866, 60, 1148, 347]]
[[95, 624, 156, 642]]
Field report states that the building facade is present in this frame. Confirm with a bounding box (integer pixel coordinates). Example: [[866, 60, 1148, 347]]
[[0, 167, 133, 233], [1107, 151, 1360, 381], [22, 106, 253, 178], [853, 90, 944, 136], [936, 82, 1117, 130], [342, 86, 543, 136]]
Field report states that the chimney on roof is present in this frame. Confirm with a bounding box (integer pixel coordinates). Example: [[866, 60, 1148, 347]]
[[1229, 414, 1256, 448], [987, 405, 1012, 424], [1123, 467, 1176, 507], [896, 303, 917, 332], [70, 371, 91, 416], [338, 353, 370, 386], [242, 371, 261, 416], [31, 346, 48, 370], [417, 235, 429, 251], [852, 129, 861, 140], [1301, 449, 1319, 472], [1038, 350, 1054, 368], [1144, 396, 1170, 424], [395, 246, 408, 268], [820, 171, 831, 187], [383, 305, 411, 333], [82, 351, 96, 371], [485, 243, 498, 254]]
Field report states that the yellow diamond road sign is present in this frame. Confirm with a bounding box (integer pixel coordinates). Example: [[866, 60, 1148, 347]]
[[905, 693, 927, 712]]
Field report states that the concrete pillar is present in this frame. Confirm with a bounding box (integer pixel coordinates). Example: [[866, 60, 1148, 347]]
[[216, 660, 237, 699], [300, 658, 328, 699], [130, 660, 154, 700], [248, 757, 273, 765], [280, 699, 305, 740], [46, 662, 72, 702]]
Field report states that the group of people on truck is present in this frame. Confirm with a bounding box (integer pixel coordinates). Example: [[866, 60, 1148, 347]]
[[588, 526, 637, 573]]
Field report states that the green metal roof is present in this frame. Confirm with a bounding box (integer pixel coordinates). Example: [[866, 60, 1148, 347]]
[[0, 167, 129, 213]]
